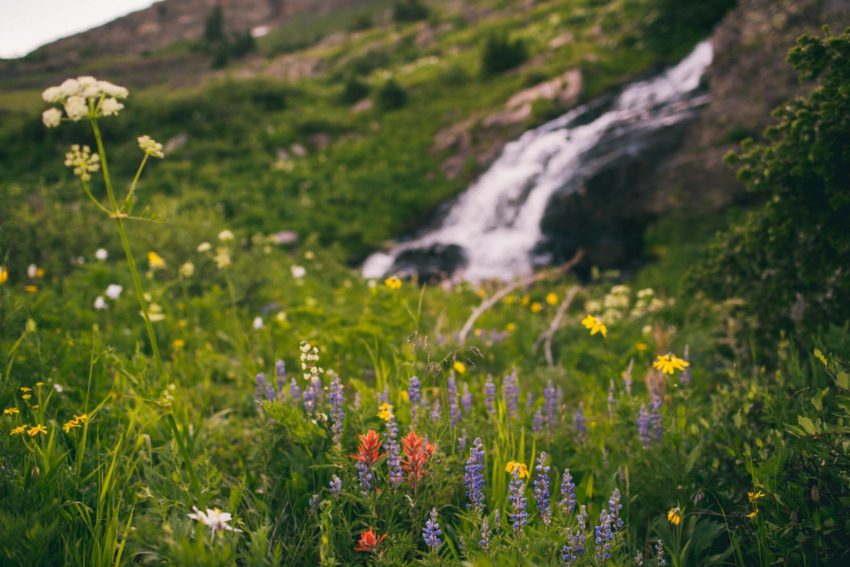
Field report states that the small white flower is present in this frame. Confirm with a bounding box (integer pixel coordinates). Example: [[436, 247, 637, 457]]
[[214, 248, 231, 269], [64, 96, 88, 121], [97, 81, 129, 99], [42, 108, 62, 128], [58, 78, 80, 98], [218, 229, 234, 242], [291, 265, 306, 279], [252, 316, 264, 330], [53, 383, 64, 393], [105, 284, 123, 300], [27, 264, 37, 279], [101, 97, 124, 117], [197, 242, 212, 253], [95, 248, 108, 261], [187, 506, 242, 538], [64, 144, 100, 181], [137, 135, 164, 158], [42, 86, 62, 103], [94, 296, 108, 310], [77, 76, 97, 88], [180, 262, 195, 278]]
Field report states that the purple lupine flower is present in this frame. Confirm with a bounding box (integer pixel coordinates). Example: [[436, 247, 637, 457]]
[[422, 509, 444, 552], [302, 385, 316, 414], [329, 374, 344, 446], [656, 540, 667, 566], [638, 404, 651, 448], [461, 382, 472, 414], [458, 428, 468, 451], [448, 374, 460, 427], [544, 380, 557, 429], [607, 380, 616, 420], [532, 407, 545, 434], [574, 404, 587, 443], [430, 396, 442, 422], [464, 437, 486, 512], [650, 395, 663, 443], [526, 392, 534, 414], [423, 508, 443, 550], [533, 452, 552, 525], [594, 508, 614, 561], [356, 460, 373, 494], [329, 474, 342, 495], [493, 509, 501, 533], [503, 371, 520, 418], [288, 378, 301, 404], [484, 375, 496, 416], [479, 515, 491, 550], [608, 488, 623, 530], [408, 376, 421, 425], [275, 359, 287, 398], [680, 345, 691, 386], [377, 385, 389, 405], [508, 468, 528, 533], [386, 412, 403, 488], [560, 468, 576, 515], [255, 373, 274, 403], [623, 359, 634, 396], [561, 505, 587, 564]]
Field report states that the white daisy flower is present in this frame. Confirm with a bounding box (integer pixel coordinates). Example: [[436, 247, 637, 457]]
[[105, 284, 123, 300], [187, 506, 242, 539]]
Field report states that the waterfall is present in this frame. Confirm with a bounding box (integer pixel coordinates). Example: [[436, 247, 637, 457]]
[[363, 40, 714, 281]]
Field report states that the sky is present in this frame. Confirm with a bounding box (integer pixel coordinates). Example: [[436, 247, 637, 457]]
[[0, 0, 155, 58]]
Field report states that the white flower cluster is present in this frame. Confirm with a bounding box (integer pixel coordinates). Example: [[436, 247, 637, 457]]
[[299, 341, 323, 384], [137, 135, 164, 159], [41, 76, 129, 127], [585, 285, 669, 325], [64, 144, 100, 181]]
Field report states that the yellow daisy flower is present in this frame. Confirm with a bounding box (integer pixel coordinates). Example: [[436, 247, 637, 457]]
[[453, 361, 467, 374], [530, 302, 543, 313], [653, 354, 690, 375], [147, 251, 166, 269], [581, 314, 608, 338], [10, 425, 27, 436], [377, 403, 394, 422], [505, 460, 529, 479], [545, 292, 558, 305], [27, 424, 47, 437], [384, 276, 402, 290], [667, 507, 682, 526], [746, 509, 759, 520], [4, 408, 19, 416], [747, 490, 765, 503]]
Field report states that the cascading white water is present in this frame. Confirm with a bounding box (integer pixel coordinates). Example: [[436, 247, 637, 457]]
[[363, 40, 714, 281]]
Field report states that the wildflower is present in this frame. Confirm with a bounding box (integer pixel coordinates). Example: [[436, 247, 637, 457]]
[[252, 317, 264, 330], [448, 375, 460, 427], [533, 452, 552, 525], [560, 468, 576, 515], [20, 387, 32, 393], [197, 242, 212, 253], [479, 515, 491, 550], [64, 96, 88, 121], [637, 404, 651, 448], [506, 322, 517, 333], [187, 506, 242, 539], [401, 431, 435, 489], [146, 303, 165, 322], [746, 509, 759, 520], [137, 135, 164, 158], [64, 144, 100, 181], [291, 264, 306, 279], [656, 541, 667, 566], [594, 508, 614, 561], [748, 490, 765, 503], [505, 460, 529, 479], [680, 345, 692, 386], [179, 262, 195, 278], [453, 360, 466, 374], [0, 266, 7, 285], [503, 371, 520, 418], [356, 460, 374, 494], [4, 407, 20, 415], [484, 375, 496, 416], [544, 380, 557, 429], [574, 404, 587, 443], [561, 505, 587, 565], [275, 360, 287, 395], [653, 353, 690, 376], [667, 507, 682, 526], [288, 378, 301, 404], [147, 251, 166, 269], [354, 527, 387, 553], [408, 376, 421, 425], [430, 398, 442, 422], [329, 474, 342, 495], [650, 395, 663, 443], [101, 97, 124, 117], [508, 468, 528, 533], [63, 419, 80, 433], [23, 284, 38, 293], [461, 382, 472, 414], [214, 248, 231, 269], [22, 394, 32, 401], [105, 284, 123, 300], [493, 509, 502, 532], [581, 314, 607, 337], [27, 424, 47, 437], [217, 229, 234, 241], [351, 430, 384, 466], [465, 437, 486, 512], [546, 292, 559, 305], [530, 302, 543, 313], [608, 488, 623, 530], [299, 341, 323, 384], [10, 425, 27, 436], [532, 407, 545, 433], [385, 410, 403, 488], [384, 276, 402, 289], [42, 108, 62, 127], [423, 508, 443, 550], [329, 375, 344, 446]]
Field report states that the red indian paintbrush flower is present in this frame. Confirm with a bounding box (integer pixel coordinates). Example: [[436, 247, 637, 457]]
[[354, 527, 387, 552], [350, 430, 385, 466], [401, 431, 436, 488]]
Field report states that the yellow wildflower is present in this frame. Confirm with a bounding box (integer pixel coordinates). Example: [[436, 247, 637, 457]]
[[10, 425, 27, 436], [147, 251, 166, 269], [27, 424, 47, 437], [505, 322, 517, 333], [35, 267, 46, 279], [545, 292, 558, 305], [453, 361, 467, 374], [24, 285, 38, 293], [747, 490, 765, 503], [581, 314, 608, 338], [635, 342, 649, 352], [377, 403, 394, 422], [22, 394, 31, 401], [520, 295, 530, 306], [653, 354, 690, 375], [0, 266, 8, 285], [384, 276, 402, 290], [63, 419, 79, 433], [474, 328, 483, 337], [178, 318, 187, 328], [4, 408, 20, 416], [172, 338, 186, 350], [504, 294, 516, 305], [746, 509, 759, 520], [73, 414, 90, 424], [667, 507, 682, 526], [530, 302, 543, 313], [35, 382, 44, 388], [20, 387, 32, 392], [505, 460, 529, 479]]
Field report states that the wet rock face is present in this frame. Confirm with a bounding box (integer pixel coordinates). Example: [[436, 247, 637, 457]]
[[392, 245, 467, 283]]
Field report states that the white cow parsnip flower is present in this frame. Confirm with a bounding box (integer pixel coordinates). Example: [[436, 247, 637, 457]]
[[137, 135, 164, 158]]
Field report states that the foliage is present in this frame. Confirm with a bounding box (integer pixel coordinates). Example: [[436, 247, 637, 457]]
[[690, 28, 850, 342], [376, 79, 408, 111], [640, 0, 737, 56], [392, 0, 430, 24], [480, 32, 528, 77]]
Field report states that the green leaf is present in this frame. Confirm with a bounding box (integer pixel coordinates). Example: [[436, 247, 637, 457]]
[[797, 415, 817, 435], [837, 371, 849, 390]]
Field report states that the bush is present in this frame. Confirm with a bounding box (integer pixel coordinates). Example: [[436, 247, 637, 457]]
[[392, 0, 430, 23], [642, 0, 736, 55], [480, 32, 528, 77], [339, 77, 370, 105], [690, 29, 850, 340], [376, 78, 408, 111]]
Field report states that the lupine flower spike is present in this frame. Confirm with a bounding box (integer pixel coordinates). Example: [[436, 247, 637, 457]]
[[423, 508, 443, 551]]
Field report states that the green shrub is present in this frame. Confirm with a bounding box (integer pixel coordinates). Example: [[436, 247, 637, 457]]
[[642, 0, 736, 55], [376, 78, 408, 110], [480, 32, 528, 77], [339, 77, 370, 104], [392, 0, 430, 23]]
